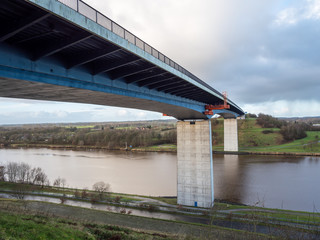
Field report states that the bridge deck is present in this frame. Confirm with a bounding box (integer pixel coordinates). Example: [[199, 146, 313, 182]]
[[0, 0, 244, 119]]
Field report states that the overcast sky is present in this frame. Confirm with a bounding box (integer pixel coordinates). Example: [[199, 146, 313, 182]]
[[1, 0, 320, 124]]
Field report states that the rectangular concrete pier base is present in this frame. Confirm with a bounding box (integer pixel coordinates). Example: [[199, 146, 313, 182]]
[[177, 120, 214, 208], [224, 119, 238, 152]]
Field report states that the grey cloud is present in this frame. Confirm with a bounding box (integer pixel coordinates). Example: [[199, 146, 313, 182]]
[[204, 4, 320, 105]]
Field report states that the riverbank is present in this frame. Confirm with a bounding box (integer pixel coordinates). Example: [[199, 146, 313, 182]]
[[0, 182, 319, 239], [214, 150, 320, 157], [3, 143, 320, 157], [1, 143, 177, 153]]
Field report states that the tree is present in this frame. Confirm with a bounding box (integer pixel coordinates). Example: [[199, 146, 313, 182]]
[[32, 167, 48, 187], [92, 181, 111, 200], [0, 166, 4, 181], [5, 162, 19, 182], [53, 177, 67, 189], [17, 163, 31, 183]]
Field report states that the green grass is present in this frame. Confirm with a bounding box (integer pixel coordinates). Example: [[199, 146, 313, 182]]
[[242, 131, 320, 153], [151, 197, 177, 205], [212, 118, 320, 154], [0, 199, 271, 240], [0, 210, 93, 240], [212, 118, 283, 151], [65, 125, 95, 129], [0, 182, 139, 203], [0, 208, 175, 240], [235, 210, 320, 224], [133, 144, 177, 152]]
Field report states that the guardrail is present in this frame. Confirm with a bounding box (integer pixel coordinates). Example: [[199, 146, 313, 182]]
[[57, 0, 225, 99]]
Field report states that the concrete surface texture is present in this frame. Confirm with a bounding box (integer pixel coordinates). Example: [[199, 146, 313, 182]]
[[177, 120, 213, 208], [224, 119, 239, 152]]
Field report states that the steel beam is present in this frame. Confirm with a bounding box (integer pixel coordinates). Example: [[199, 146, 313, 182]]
[[93, 57, 141, 75], [167, 86, 196, 95], [113, 66, 157, 81], [155, 81, 187, 92], [150, 79, 183, 90], [67, 47, 121, 69], [0, 13, 51, 42], [128, 72, 168, 84], [33, 32, 93, 60], [141, 76, 177, 88]]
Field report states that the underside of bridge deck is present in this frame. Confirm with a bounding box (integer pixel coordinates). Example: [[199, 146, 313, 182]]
[[0, 0, 244, 119]]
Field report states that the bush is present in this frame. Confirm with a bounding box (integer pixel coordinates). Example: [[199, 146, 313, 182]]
[[262, 130, 274, 134], [256, 113, 283, 128], [280, 123, 308, 141]]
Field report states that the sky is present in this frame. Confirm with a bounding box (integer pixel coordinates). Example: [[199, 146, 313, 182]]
[[1, 0, 320, 124]]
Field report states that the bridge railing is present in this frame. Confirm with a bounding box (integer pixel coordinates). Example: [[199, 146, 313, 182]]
[[57, 0, 226, 100]]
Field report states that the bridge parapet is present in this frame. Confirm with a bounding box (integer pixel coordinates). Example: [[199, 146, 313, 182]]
[[55, 0, 222, 99]]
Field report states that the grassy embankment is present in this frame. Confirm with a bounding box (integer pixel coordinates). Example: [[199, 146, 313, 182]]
[[0, 198, 270, 240], [0, 200, 181, 240], [212, 118, 320, 154], [1, 182, 320, 239], [1, 181, 320, 226]]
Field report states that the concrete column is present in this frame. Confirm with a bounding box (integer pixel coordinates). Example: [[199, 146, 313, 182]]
[[224, 118, 238, 152], [177, 120, 214, 208]]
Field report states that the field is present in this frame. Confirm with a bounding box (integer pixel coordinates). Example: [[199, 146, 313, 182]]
[[212, 118, 320, 154]]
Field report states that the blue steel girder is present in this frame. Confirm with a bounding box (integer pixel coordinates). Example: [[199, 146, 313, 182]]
[[156, 83, 188, 92], [178, 91, 211, 99], [0, 13, 51, 42], [127, 71, 169, 84], [153, 80, 185, 91], [108, 63, 154, 80], [67, 47, 121, 69], [114, 66, 158, 81], [33, 32, 93, 60], [140, 76, 176, 88], [0, 0, 244, 119], [165, 85, 195, 94], [93, 57, 142, 75]]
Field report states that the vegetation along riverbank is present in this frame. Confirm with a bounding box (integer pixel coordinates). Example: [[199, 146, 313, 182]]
[[1, 114, 320, 155], [0, 180, 319, 239]]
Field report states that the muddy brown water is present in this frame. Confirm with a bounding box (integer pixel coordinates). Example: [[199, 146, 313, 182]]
[[0, 148, 319, 212]]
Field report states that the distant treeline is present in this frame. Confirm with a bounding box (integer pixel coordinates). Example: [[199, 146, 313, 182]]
[[251, 113, 318, 141], [1, 115, 318, 149], [0, 122, 177, 149]]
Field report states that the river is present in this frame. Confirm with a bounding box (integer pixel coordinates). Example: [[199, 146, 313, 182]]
[[0, 148, 319, 212]]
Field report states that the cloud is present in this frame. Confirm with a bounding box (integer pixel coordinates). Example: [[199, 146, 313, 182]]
[[244, 100, 320, 117], [202, 0, 320, 112]]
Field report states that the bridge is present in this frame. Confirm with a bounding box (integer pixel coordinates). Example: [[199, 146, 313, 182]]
[[0, 0, 245, 208]]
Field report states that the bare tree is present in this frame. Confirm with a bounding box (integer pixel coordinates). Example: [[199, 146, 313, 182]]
[[53, 177, 66, 189], [92, 181, 111, 200], [32, 167, 48, 187], [5, 162, 19, 182], [17, 163, 31, 183], [0, 166, 4, 181]]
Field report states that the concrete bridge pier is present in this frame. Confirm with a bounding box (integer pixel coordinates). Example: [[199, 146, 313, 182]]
[[177, 120, 214, 208], [224, 118, 239, 152]]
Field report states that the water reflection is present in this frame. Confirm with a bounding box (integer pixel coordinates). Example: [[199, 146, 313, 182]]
[[0, 148, 177, 196], [212, 154, 320, 211], [0, 149, 320, 211], [214, 154, 243, 203]]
